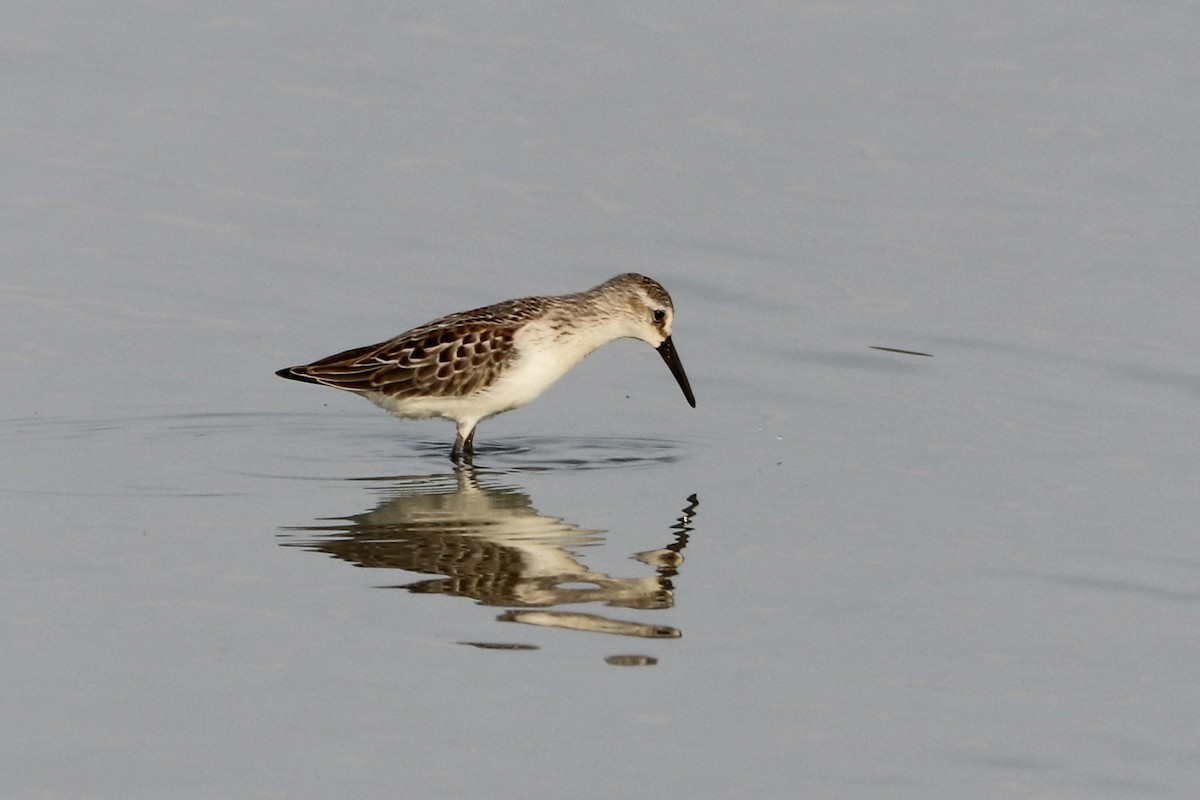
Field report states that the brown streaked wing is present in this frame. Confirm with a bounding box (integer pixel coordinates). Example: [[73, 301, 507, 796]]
[[295, 298, 544, 399]]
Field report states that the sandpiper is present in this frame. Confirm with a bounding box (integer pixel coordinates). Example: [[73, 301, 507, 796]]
[[275, 273, 695, 460]]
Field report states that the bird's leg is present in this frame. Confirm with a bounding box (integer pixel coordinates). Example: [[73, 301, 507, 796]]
[[451, 422, 477, 462]]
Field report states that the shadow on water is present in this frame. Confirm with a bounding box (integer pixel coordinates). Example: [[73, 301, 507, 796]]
[[279, 466, 698, 665]]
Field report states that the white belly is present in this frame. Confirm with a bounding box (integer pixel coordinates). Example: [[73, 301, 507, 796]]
[[363, 320, 606, 426]]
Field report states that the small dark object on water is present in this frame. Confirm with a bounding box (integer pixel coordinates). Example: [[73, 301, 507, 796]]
[[870, 346, 933, 357]]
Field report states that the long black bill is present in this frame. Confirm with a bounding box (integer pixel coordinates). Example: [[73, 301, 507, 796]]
[[656, 336, 696, 408]]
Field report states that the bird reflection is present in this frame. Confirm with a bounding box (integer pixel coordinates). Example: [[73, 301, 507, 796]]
[[280, 467, 697, 648]]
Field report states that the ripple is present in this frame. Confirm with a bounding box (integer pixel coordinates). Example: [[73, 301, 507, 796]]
[[0, 410, 289, 442], [409, 434, 690, 471], [0, 411, 698, 480]]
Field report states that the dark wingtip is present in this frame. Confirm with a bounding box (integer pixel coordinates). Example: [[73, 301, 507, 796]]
[[275, 366, 322, 385]]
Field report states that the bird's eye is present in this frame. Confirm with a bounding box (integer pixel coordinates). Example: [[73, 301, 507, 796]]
[[652, 309, 666, 323]]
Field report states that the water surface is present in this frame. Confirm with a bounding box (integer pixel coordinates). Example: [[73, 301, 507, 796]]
[[4, 3, 1200, 798]]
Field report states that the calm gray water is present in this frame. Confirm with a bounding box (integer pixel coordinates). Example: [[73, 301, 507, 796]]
[[4, 3, 1200, 798]]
